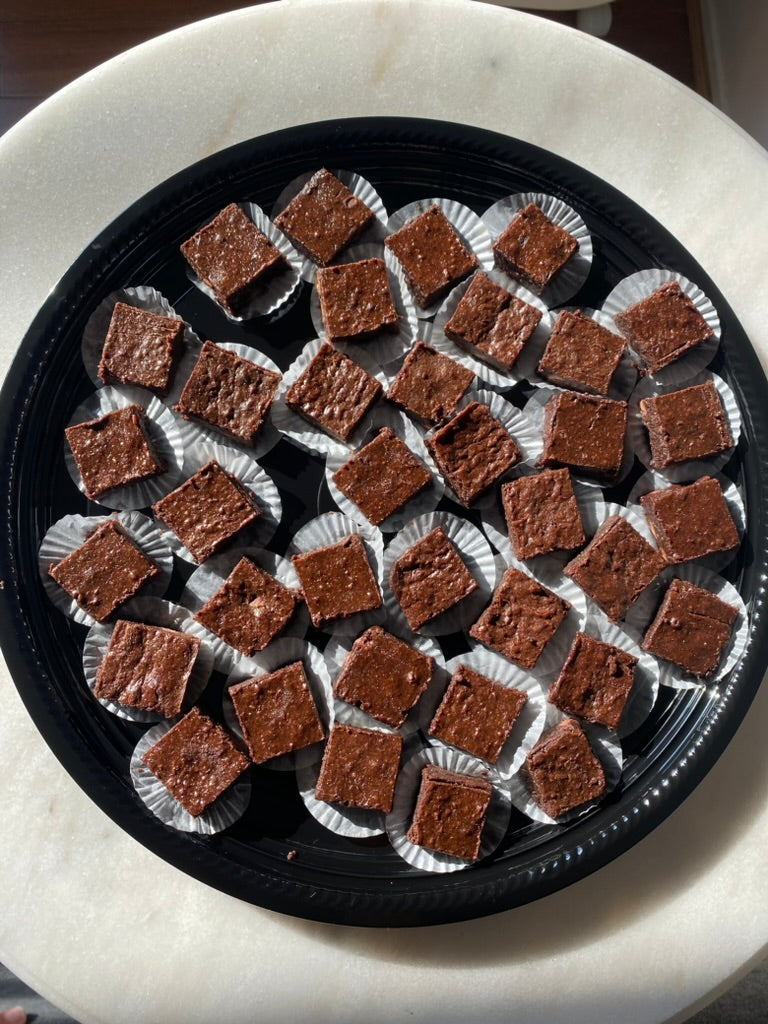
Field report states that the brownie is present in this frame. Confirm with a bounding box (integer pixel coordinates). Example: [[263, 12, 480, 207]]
[[65, 404, 165, 500], [194, 557, 300, 655], [640, 476, 740, 564], [285, 341, 383, 443], [291, 534, 382, 629], [230, 661, 324, 764], [180, 203, 287, 315], [469, 566, 570, 669], [333, 626, 434, 728], [406, 764, 492, 861], [548, 632, 638, 731], [538, 310, 625, 395], [389, 526, 479, 631], [331, 427, 432, 527], [175, 340, 280, 447], [564, 515, 666, 621], [386, 341, 474, 427], [428, 664, 528, 763], [426, 401, 521, 506], [141, 707, 249, 817], [315, 258, 399, 344], [95, 620, 200, 717], [493, 203, 579, 294], [315, 724, 403, 813], [613, 280, 714, 374], [152, 460, 260, 563], [525, 718, 606, 819], [539, 390, 627, 482], [274, 168, 375, 266], [384, 205, 478, 308], [98, 302, 184, 394], [501, 468, 586, 560], [639, 380, 733, 468], [48, 520, 160, 622], [641, 577, 738, 678]]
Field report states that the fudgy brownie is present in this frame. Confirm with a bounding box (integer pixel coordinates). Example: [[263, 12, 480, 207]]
[[426, 401, 521, 506], [470, 566, 570, 669], [98, 302, 184, 394], [180, 203, 287, 315], [65, 404, 165, 500], [639, 380, 733, 468], [141, 706, 250, 817], [95, 620, 201, 717], [274, 168, 376, 266], [230, 661, 324, 764], [539, 390, 627, 482], [389, 526, 479, 631], [538, 310, 625, 395], [525, 718, 606, 819], [640, 476, 740, 564], [493, 203, 579, 294], [175, 340, 280, 447], [386, 341, 474, 427], [641, 577, 738, 678], [291, 534, 382, 629], [385, 205, 478, 308], [315, 724, 403, 813], [48, 520, 160, 622], [152, 460, 261, 563], [501, 468, 586, 560], [333, 626, 434, 728], [407, 764, 492, 861], [331, 427, 432, 527], [564, 515, 666, 621], [315, 258, 399, 344], [613, 280, 714, 374], [428, 664, 528, 763], [548, 632, 638, 731], [194, 557, 300, 655]]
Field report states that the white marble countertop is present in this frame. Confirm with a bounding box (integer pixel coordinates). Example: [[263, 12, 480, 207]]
[[1, 2, 767, 1022]]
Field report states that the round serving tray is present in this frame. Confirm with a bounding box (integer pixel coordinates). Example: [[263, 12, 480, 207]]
[[1, 117, 766, 927]]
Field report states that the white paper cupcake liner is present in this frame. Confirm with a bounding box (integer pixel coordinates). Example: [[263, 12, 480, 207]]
[[385, 744, 511, 873], [601, 268, 721, 386], [130, 720, 251, 834], [627, 371, 741, 484], [384, 197, 494, 319], [271, 168, 390, 284], [39, 511, 174, 627], [64, 385, 185, 510], [289, 512, 386, 637], [482, 192, 593, 308], [383, 511, 498, 638], [222, 637, 333, 771], [82, 597, 215, 723]]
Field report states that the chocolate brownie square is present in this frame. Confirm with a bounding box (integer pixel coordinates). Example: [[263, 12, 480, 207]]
[[65, 404, 165, 500], [641, 578, 738, 678], [175, 340, 280, 447], [291, 534, 382, 629], [385, 205, 478, 308], [548, 632, 638, 731], [152, 460, 260, 563], [98, 302, 184, 394], [315, 724, 403, 813], [613, 280, 714, 374], [525, 718, 605, 819], [639, 380, 733, 468], [538, 310, 625, 395], [389, 526, 478, 631], [333, 626, 434, 728], [386, 341, 474, 427], [501, 468, 586, 560], [230, 661, 324, 764], [539, 390, 627, 482], [493, 203, 578, 294], [640, 476, 740, 564], [426, 401, 521, 506], [315, 258, 399, 344], [469, 566, 570, 669], [428, 664, 528, 763], [564, 515, 666, 621], [407, 765, 492, 861]]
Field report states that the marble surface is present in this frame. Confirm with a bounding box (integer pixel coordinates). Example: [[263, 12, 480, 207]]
[[1, 2, 767, 1022]]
